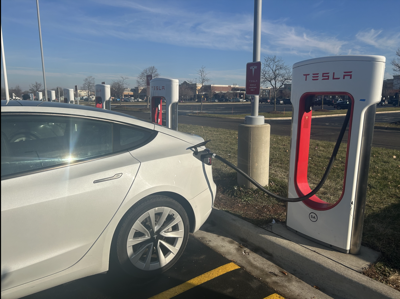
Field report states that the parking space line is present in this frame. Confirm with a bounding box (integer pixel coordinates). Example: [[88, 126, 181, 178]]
[[149, 262, 240, 299], [264, 294, 285, 299]]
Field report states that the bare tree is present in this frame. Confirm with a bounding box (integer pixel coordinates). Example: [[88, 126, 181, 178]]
[[81, 76, 95, 98], [111, 76, 129, 103], [29, 82, 42, 93], [198, 66, 210, 112], [261, 56, 292, 111], [392, 48, 400, 74], [136, 66, 159, 87]]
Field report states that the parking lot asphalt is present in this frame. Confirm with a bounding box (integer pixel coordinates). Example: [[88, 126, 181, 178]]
[[23, 235, 287, 299]]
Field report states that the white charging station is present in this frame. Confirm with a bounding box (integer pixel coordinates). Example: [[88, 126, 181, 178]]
[[63, 89, 74, 104], [36, 91, 42, 101], [286, 55, 385, 254], [150, 78, 179, 130], [95, 84, 111, 110], [47, 90, 56, 102]]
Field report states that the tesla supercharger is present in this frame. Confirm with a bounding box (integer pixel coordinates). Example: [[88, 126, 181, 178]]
[[95, 84, 111, 110], [47, 90, 56, 102], [63, 89, 74, 104], [150, 78, 178, 130], [36, 91, 42, 101], [286, 56, 385, 254]]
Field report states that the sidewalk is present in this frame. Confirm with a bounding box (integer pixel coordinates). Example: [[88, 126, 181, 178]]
[[194, 208, 400, 299]]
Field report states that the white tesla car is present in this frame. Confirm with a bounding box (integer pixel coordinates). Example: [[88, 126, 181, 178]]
[[1, 100, 216, 298]]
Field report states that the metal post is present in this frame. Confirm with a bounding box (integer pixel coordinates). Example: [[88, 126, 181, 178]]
[[245, 0, 264, 125], [36, 0, 48, 101], [1, 26, 10, 104], [251, 0, 261, 117]]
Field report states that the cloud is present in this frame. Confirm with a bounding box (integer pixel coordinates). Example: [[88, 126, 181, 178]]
[[42, 1, 347, 57], [356, 29, 400, 50], [261, 21, 346, 56]]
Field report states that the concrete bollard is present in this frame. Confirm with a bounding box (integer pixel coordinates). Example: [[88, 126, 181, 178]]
[[237, 123, 270, 189]]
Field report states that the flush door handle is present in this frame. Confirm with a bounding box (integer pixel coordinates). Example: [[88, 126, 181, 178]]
[[93, 173, 123, 184]]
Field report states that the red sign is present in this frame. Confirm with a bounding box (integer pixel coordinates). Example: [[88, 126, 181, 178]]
[[146, 75, 152, 86], [246, 61, 261, 95]]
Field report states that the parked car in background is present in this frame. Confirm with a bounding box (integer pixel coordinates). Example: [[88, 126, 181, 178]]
[[260, 97, 270, 104], [324, 98, 334, 106], [22, 94, 31, 101], [283, 98, 292, 105], [378, 99, 388, 106], [1, 100, 216, 299], [270, 99, 283, 105], [334, 100, 350, 109], [313, 98, 322, 106]]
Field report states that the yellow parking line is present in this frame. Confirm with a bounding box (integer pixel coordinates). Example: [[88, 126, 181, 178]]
[[264, 294, 285, 299], [149, 262, 240, 299]]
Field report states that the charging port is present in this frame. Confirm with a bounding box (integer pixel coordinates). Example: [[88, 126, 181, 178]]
[[193, 149, 212, 165]]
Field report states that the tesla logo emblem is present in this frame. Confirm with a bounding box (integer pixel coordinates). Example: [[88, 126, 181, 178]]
[[309, 212, 318, 222], [152, 86, 165, 91], [303, 71, 352, 81], [250, 66, 258, 76]]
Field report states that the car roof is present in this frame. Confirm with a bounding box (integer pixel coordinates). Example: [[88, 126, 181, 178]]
[[2, 99, 140, 117], [1, 100, 155, 130], [1, 100, 203, 144]]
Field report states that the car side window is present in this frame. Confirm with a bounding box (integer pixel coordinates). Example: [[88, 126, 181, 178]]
[[1, 114, 156, 179], [69, 118, 113, 161], [1, 115, 70, 177]]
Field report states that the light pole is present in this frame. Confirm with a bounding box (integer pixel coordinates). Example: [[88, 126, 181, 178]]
[[1, 26, 10, 103], [36, 0, 48, 101]]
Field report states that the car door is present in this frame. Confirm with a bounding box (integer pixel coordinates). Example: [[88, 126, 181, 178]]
[[1, 113, 155, 291]]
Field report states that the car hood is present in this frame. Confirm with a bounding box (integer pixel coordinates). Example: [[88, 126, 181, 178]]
[[155, 125, 204, 145]]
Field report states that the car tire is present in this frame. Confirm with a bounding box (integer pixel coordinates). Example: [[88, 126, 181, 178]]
[[111, 195, 189, 279]]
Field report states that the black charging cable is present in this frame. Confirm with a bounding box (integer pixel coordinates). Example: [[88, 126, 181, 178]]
[[191, 105, 352, 203]]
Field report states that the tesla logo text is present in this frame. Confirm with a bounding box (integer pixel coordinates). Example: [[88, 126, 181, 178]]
[[152, 86, 165, 91], [309, 212, 318, 222], [303, 71, 352, 81], [250, 65, 258, 76]]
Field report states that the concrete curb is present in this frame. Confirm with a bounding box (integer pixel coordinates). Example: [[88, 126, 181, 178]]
[[207, 209, 399, 299]]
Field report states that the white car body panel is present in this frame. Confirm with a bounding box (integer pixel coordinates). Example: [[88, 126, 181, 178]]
[[1, 153, 140, 290], [1, 102, 216, 299]]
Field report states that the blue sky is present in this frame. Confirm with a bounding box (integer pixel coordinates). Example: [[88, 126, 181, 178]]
[[1, 0, 399, 91]]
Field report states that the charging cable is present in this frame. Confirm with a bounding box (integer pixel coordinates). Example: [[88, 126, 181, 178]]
[[189, 105, 352, 203]]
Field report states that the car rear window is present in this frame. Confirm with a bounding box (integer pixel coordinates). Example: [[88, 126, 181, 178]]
[[1, 114, 156, 179]]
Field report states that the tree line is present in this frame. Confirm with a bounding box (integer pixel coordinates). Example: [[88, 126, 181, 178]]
[[2, 48, 399, 107]]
